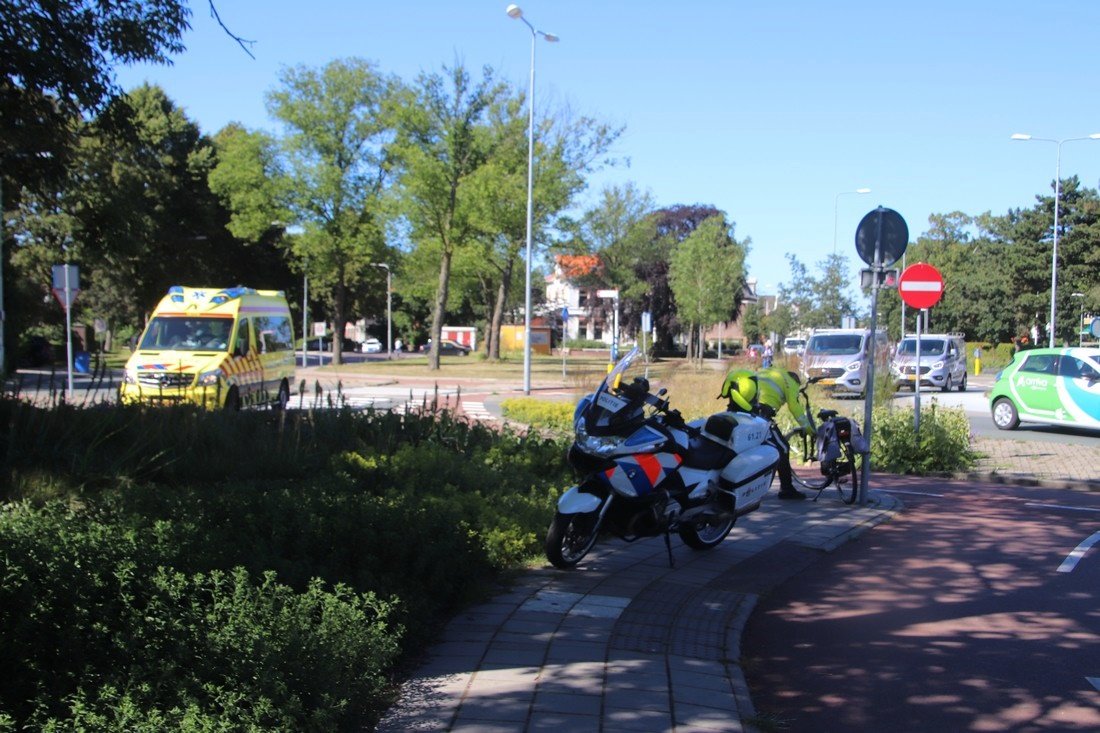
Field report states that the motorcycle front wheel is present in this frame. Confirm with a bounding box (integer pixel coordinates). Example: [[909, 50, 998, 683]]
[[679, 516, 736, 550], [545, 512, 600, 569]]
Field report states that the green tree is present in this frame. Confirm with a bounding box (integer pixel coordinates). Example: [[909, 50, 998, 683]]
[[668, 215, 747, 363], [1, 0, 191, 200], [212, 58, 399, 365], [392, 63, 507, 370], [779, 252, 858, 331]]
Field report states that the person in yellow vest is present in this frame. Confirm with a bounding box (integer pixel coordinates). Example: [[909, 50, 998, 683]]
[[719, 366, 813, 500]]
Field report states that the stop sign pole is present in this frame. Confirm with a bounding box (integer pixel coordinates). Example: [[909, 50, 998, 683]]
[[898, 263, 945, 436]]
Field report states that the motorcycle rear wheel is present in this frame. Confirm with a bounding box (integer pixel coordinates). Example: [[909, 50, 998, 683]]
[[679, 516, 736, 550], [546, 512, 600, 569]]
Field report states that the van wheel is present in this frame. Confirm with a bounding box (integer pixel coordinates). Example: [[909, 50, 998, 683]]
[[223, 387, 241, 412], [957, 373, 967, 392], [941, 375, 952, 393], [274, 380, 290, 410]]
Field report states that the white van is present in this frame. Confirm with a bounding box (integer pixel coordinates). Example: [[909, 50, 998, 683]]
[[782, 336, 806, 356], [801, 328, 889, 396], [889, 333, 968, 392]]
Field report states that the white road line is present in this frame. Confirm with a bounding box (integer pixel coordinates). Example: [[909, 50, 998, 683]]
[[1057, 531, 1100, 573], [462, 401, 496, 421], [877, 489, 945, 498], [1025, 502, 1100, 514]]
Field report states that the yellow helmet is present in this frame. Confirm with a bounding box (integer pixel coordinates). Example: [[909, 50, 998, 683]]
[[719, 369, 757, 411]]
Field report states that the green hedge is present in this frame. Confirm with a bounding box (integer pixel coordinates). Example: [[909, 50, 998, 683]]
[[870, 402, 977, 474], [0, 399, 573, 730], [500, 397, 575, 434]]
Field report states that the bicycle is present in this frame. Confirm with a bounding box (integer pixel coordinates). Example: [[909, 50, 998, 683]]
[[782, 376, 866, 505]]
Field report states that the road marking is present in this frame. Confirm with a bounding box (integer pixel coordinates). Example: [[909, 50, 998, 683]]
[[1057, 531, 1100, 573], [877, 489, 945, 498], [1025, 502, 1100, 514], [462, 401, 496, 421]]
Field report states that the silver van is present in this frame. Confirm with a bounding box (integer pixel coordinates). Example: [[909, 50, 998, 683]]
[[889, 333, 967, 392], [801, 328, 889, 396]]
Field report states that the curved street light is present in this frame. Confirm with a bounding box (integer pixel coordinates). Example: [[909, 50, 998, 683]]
[[507, 4, 558, 395], [833, 188, 871, 255], [1011, 132, 1100, 347]]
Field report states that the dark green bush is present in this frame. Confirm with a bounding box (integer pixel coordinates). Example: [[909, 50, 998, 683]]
[[870, 402, 977, 474], [0, 399, 574, 729]]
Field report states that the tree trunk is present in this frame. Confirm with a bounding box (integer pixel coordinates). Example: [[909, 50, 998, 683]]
[[333, 277, 347, 366], [428, 249, 453, 370], [488, 259, 513, 361]]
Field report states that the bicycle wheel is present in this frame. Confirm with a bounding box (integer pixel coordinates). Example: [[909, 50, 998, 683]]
[[835, 442, 860, 505]]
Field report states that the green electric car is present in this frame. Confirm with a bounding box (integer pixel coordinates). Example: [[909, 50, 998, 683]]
[[988, 347, 1100, 431]]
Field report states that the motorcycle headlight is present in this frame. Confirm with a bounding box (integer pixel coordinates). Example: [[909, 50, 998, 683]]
[[574, 422, 625, 456], [197, 370, 222, 386], [845, 360, 861, 372]]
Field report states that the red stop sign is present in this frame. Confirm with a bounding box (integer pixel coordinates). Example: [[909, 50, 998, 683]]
[[898, 262, 944, 309]]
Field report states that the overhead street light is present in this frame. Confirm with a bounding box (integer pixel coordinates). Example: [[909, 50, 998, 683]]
[[506, 3, 558, 395], [833, 188, 871, 255], [1011, 132, 1100, 347]]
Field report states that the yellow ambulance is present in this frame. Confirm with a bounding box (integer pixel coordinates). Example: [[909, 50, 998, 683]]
[[120, 286, 297, 410]]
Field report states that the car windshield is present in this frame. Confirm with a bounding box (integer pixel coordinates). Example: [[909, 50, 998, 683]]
[[806, 334, 864, 354], [139, 316, 233, 352], [895, 339, 946, 356]]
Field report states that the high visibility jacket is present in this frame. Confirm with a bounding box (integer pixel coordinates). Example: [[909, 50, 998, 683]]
[[754, 367, 812, 432]]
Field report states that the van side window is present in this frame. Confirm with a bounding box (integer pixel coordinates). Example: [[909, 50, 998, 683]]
[[255, 315, 294, 353], [1020, 354, 1058, 375], [234, 319, 252, 356]]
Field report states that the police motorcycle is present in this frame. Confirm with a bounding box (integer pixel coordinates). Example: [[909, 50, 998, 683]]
[[545, 347, 782, 569]]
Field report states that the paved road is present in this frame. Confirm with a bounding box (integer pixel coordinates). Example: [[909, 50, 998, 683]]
[[744, 475, 1100, 732]]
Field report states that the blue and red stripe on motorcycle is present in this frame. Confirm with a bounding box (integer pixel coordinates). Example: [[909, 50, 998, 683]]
[[599, 452, 683, 496]]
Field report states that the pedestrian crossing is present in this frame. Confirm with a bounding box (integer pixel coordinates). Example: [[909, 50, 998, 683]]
[[461, 401, 496, 422]]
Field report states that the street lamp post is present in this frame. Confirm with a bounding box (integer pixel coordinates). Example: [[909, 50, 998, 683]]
[[833, 188, 871, 255], [1011, 132, 1100, 347], [372, 263, 392, 359], [507, 3, 558, 395], [1072, 292, 1085, 346]]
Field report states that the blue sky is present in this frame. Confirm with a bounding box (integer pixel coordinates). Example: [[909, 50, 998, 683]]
[[117, 0, 1100, 296]]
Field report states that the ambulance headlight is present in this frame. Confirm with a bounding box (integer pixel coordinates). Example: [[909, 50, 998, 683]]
[[197, 370, 222, 386], [122, 371, 137, 385]]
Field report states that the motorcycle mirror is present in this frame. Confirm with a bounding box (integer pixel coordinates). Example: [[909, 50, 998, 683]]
[[658, 388, 667, 397]]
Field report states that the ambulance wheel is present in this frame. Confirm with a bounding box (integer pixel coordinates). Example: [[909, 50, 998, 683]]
[[679, 516, 735, 550], [223, 387, 241, 412], [274, 380, 290, 411]]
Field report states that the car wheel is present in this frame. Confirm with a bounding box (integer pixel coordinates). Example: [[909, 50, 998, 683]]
[[991, 397, 1019, 430], [958, 372, 967, 392], [941, 375, 952, 393]]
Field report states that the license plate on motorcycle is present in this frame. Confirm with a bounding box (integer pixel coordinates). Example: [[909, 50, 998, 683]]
[[596, 391, 629, 413]]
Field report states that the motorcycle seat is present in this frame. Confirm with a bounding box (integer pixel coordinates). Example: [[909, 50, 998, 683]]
[[684, 434, 735, 470]]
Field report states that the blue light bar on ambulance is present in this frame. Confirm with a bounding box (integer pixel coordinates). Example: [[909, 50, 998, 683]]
[[168, 285, 185, 303], [210, 287, 256, 305]]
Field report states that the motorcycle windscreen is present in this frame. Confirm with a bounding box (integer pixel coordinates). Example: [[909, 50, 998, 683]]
[[598, 452, 683, 497]]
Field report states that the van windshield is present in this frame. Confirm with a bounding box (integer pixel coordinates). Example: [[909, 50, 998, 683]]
[[806, 333, 864, 354], [896, 339, 946, 356], [139, 316, 233, 352]]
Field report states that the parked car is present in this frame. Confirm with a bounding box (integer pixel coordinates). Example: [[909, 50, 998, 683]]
[[989, 347, 1100, 431], [420, 339, 470, 356], [889, 332, 967, 392], [782, 337, 806, 356], [361, 337, 383, 353]]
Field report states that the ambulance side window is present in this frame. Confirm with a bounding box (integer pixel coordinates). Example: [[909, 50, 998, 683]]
[[234, 319, 252, 356]]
